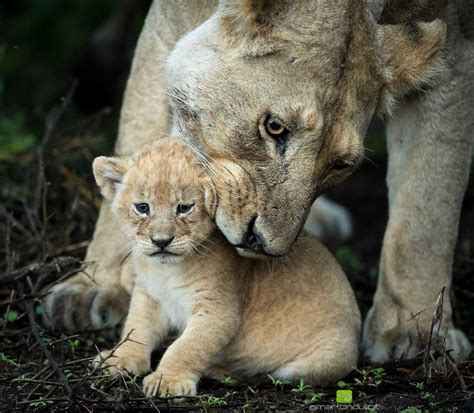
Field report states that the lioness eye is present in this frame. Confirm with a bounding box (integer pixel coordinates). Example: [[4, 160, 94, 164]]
[[332, 162, 352, 171], [264, 116, 287, 136], [134, 203, 150, 214], [177, 203, 194, 215]]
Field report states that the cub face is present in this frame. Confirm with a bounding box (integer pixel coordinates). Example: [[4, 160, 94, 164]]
[[93, 139, 216, 264]]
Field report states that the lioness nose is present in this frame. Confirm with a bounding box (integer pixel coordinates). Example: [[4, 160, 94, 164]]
[[242, 218, 264, 252], [150, 236, 174, 249]]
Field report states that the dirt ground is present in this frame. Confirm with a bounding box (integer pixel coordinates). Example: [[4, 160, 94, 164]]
[[0, 108, 473, 412]]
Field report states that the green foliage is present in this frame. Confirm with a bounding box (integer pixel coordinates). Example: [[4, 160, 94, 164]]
[[0, 352, 19, 367], [1, 0, 116, 113], [202, 395, 228, 408], [354, 367, 385, 388], [29, 399, 54, 410], [4, 310, 19, 322], [410, 382, 434, 402], [291, 379, 310, 394], [336, 247, 364, 271], [303, 392, 325, 405], [267, 374, 290, 389], [0, 79, 35, 157], [221, 375, 237, 386], [462, 239, 471, 254], [69, 338, 80, 353]]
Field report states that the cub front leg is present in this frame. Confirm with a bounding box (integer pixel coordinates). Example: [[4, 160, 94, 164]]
[[143, 299, 239, 397], [363, 70, 473, 362], [94, 283, 168, 377]]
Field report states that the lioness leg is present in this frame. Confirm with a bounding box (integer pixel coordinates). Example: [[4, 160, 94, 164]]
[[44, 2, 180, 332], [362, 57, 473, 361]]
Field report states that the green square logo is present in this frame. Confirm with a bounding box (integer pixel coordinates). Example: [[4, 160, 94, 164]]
[[336, 389, 352, 404]]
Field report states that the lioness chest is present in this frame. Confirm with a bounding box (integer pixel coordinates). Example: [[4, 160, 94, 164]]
[[135, 263, 196, 333]]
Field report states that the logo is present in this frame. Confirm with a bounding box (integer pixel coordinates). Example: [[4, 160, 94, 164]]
[[336, 390, 352, 404]]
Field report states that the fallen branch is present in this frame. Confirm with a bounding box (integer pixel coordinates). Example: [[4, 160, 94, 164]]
[[0, 256, 81, 285]]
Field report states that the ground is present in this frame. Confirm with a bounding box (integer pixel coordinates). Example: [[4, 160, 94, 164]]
[[0, 106, 473, 412]]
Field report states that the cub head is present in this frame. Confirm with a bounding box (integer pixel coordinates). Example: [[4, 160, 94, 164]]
[[93, 139, 216, 264], [165, 0, 447, 256]]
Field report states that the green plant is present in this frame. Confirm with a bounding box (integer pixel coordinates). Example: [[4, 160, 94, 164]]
[[410, 382, 434, 402], [29, 399, 54, 409], [202, 395, 227, 408], [3, 310, 19, 322], [0, 352, 19, 367], [354, 367, 385, 388], [401, 408, 422, 413], [304, 392, 325, 405], [0, 112, 35, 158], [336, 247, 364, 271], [291, 379, 310, 394], [221, 375, 237, 386], [69, 339, 80, 353], [267, 374, 290, 389]]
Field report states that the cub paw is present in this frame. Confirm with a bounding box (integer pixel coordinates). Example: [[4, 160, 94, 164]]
[[143, 371, 197, 397], [92, 350, 150, 376], [43, 280, 129, 333], [362, 307, 471, 362]]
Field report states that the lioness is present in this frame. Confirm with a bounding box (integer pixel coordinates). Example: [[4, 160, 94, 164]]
[[91, 139, 360, 396], [45, 0, 473, 363]]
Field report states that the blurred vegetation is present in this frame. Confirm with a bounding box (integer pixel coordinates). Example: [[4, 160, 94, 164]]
[[0, 0, 130, 159]]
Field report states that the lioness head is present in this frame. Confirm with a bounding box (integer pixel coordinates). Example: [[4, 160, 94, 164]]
[[165, 0, 446, 256], [93, 139, 216, 264]]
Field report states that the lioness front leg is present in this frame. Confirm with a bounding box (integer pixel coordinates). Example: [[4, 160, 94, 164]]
[[363, 66, 473, 362], [143, 301, 238, 397], [44, 1, 177, 332], [94, 283, 167, 376]]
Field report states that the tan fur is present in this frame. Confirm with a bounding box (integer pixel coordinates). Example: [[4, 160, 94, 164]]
[[92, 140, 360, 396], [45, 0, 473, 363]]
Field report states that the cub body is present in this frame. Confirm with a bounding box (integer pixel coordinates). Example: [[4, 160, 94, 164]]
[[93, 139, 361, 396]]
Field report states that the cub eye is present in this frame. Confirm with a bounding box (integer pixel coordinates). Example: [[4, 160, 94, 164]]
[[177, 203, 194, 215], [134, 203, 150, 214], [264, 115, 287, 137]]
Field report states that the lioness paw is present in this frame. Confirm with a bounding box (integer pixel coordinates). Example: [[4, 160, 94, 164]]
[[304, 196, 353, 245], [362, 307, 471, 362], [43, 281, 129, 333], [92, 350, 150, 376], [143, 371, 197, 397]]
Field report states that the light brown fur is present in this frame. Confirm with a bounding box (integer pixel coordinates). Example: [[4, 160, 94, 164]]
[[92, 140, 360, 396], [45, 0, 473, 363]]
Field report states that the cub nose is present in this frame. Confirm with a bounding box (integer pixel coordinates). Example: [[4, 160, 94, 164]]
[[241, 218, 264, 253], [150, 236, 174, 249]]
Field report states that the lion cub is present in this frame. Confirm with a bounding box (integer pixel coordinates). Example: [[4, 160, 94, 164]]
[[92, 139, 361, 397]]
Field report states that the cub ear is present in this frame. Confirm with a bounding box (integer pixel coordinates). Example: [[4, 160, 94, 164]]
[[92, 156, 130, 200], [203, 180, 217, 218], [380, 19, 446, 105]]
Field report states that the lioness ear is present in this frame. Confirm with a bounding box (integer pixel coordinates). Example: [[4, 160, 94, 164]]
[[93, 156, 130, 200], [218, 0, 288, 54], [380, 19, 446, 106], [219, 0, 278, 28], [203, 180, 217, 218]]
